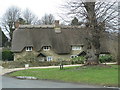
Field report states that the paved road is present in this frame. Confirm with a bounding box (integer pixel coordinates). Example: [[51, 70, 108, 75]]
[[2, 76, 103, 88], [1, 63, 117, 88]]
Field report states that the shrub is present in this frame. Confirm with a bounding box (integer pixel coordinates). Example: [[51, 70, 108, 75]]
[[99, 55, 113, 63], [2, 50, 14, 61], [2, 60, 71, 68], [71, 56, 85, 64]]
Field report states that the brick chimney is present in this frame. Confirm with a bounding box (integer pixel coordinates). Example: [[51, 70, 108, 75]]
[[54, 20, 59, 27], [15, 21, 20, 29], [54, 20, 61, 33]]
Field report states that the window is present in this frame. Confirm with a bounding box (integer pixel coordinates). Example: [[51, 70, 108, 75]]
[[43, 46, 50, 51], [72, 46, 82, 50], [47, 56, 53, 61], [70, 55, 78, 58], [26, 47, 32, 51]]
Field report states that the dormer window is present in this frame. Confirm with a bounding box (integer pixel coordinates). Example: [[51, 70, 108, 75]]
[[43, 46, 51, 51], [26, 47, 32, 51], [72, 46, 82, 50]]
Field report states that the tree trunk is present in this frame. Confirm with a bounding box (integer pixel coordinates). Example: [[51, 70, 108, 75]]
[[85, 37, 100, 65], [117, 32, 120, 65], [84, 2, 100, 65]]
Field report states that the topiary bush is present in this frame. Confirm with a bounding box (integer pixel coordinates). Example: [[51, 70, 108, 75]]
[[99, 55, 113, 63], [2, 49, 14, 61]]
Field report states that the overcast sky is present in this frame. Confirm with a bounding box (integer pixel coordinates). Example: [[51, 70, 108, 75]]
[[0, 0, 67, 20], [0, 0, 118, 22]]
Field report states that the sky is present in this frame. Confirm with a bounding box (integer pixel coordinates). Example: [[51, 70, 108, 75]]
[[0, 0, 118, 37], [0, 0, 68, 37], [0, 0, 67, 21], [0, 0, 118, 23]]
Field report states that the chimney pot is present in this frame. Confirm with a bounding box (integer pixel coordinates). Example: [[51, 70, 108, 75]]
[[15, 21, 20, 29]]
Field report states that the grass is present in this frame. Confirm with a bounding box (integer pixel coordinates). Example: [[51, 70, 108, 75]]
[[9, 65, 119, 87]]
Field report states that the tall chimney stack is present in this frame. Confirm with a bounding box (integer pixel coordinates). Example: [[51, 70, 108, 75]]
[[54, 20, 61, 33]]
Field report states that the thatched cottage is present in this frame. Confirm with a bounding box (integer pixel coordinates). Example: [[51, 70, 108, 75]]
[[11, 20, 111, 61]]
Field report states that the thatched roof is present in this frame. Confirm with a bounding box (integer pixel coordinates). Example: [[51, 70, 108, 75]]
[[12, 25, 113, 54], [11, 25, 86, 54]]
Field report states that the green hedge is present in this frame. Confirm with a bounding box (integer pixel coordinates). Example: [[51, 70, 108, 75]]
[[71, 56, 85, 64], [2, 50, 14, 61], [99, 55, 113, 63], [71, 55, 114, 64]]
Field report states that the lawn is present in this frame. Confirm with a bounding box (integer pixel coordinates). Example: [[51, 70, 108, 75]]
[[9, 65, 119, 87]]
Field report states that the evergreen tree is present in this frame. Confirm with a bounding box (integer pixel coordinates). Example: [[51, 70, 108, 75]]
[[0, 28, 9, 47], [71, 17, 79, 26]]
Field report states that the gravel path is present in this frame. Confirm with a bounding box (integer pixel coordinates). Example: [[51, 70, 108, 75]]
[[0, 62, 117, 75]]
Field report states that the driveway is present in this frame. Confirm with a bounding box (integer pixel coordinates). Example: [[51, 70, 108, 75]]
[[2, 76, 103, 88]]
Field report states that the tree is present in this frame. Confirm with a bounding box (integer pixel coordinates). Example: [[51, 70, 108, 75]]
[[1, 7, 39, 47], [0, 29, 1, 60], [22, 8, 38, 24], [63, 1, 118, 65], [18, 18, 26, 25], [0, 28, 9, 47], [2, 31, 9, 47], [41, 14, 55, 25], [1, 6, 21, 45], [71, 17, 79, 25], [118, 32, 120, 65]]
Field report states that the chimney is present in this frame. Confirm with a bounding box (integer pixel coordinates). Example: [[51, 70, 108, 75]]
[[54, 20, 61, 33], [15, 21, 20, 29], [54, 20, 59, 27]]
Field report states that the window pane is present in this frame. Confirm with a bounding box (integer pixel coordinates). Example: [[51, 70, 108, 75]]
[[72, 46, 82, 50], [26, 47, 32, 51], [47, 56, 52, 61], [43, 46, 50, 50]]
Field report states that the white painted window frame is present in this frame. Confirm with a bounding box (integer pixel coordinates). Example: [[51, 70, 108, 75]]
[[72, 46, 82, 50], [26, 47, 32, 51], [47, 56, 53, 61], [43, 46, 50, 51]]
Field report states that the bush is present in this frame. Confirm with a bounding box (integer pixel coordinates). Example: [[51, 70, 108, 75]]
[[99, 55, 113, 63], [2, 50, 14, 61], [71, 56, 85, 64]]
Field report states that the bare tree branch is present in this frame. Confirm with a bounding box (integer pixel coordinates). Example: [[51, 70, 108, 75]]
[[41, 14, 55, 25], [1, 6, 21, 42], [22, 8, 38, 25]]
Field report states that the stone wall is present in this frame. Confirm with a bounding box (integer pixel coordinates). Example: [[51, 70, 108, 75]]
[[14, 47, 83, 61]]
